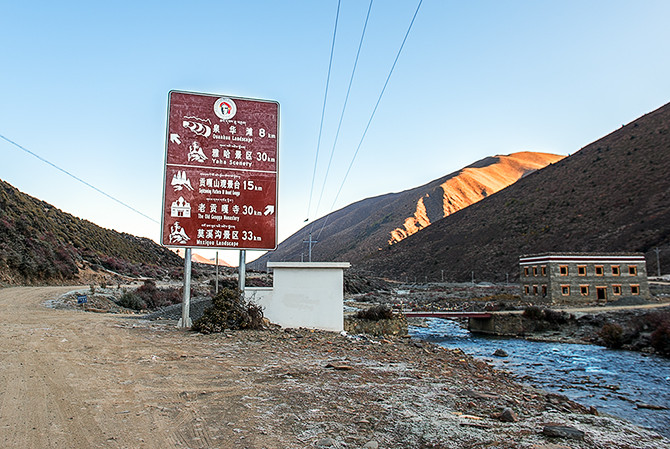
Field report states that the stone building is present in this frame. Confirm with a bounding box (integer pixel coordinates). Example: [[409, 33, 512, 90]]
[[519, 252, 651, 304]]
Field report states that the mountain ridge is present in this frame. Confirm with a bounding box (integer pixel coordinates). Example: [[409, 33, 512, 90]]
[[0, 179, 183, 284], [358, 101, 670, 281], [250, 151, 563, 269]]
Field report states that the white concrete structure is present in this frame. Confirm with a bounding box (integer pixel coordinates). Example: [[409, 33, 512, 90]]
[[245, 262, 350, 332]]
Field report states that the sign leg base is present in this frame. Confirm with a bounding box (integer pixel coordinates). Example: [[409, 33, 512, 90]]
[[177, 317, 193, 328]]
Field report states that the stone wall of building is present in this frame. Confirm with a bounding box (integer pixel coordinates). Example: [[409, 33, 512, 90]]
[[519, 253, 651, 304]]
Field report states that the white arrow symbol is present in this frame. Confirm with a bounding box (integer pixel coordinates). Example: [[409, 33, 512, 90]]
[[264, 205, 275, 216], [170, 133, 181, 144]]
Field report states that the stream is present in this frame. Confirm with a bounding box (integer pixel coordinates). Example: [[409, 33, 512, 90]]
[[410, 318, 670, 438]]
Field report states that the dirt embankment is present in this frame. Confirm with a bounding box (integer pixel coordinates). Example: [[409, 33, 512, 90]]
[[1, 286, 668, 448]]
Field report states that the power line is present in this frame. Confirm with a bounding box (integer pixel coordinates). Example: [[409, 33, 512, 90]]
[[0, 133, 159, 224], [313, 0, 374, 221], [306, 0, 342, 223], [317, 0, 423, 240]]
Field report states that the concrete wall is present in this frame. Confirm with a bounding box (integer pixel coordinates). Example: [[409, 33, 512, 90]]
[[246, 262, 350, 332], [469, 315, 524, 336]]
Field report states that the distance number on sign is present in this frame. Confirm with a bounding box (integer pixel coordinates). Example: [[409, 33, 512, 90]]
[[241, 230, 261, 241]]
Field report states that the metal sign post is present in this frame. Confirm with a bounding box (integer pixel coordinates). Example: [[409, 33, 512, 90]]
[[215, 251, 219, 294], [178, 248, 193, 328], [238, 250, 246, 296]]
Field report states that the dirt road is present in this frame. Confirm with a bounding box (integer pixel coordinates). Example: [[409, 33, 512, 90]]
[[1, 286, 668, 449], [0, 286, 261, 448]]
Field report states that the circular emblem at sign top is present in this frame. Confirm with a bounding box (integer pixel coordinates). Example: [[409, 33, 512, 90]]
[[214, 97, 237, 120]]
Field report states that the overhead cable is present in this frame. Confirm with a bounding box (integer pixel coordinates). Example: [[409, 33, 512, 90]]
[[305, 0, 342, 223], [313, 0, 374, 221], [317, 0, 423, 240], [0, 133, 159, 224]]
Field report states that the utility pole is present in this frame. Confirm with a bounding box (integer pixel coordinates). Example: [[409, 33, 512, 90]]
[[302, 232, 318, 262], [471, 271, 475, 285], [441, 270, 444, 282], [655, 247, 661, 277]]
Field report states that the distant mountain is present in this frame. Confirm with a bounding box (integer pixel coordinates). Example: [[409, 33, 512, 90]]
[[250, 152, 562, 270], [172, 248, 232, 267], [0, 179, 182, 284], [359, 101, 670, 282]]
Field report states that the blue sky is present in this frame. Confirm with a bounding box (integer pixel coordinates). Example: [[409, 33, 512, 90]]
[[2, 1, 670, 266]]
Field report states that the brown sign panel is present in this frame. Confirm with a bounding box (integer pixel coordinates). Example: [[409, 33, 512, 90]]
[[161, 91, 279, 250]]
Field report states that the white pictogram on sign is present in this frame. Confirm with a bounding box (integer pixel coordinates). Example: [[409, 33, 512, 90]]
[[170, 133, 181, 144], [187, 141, 207, 162], [183, 120, 211, 137], [169, 222, 190, 244], [171, 197, 191, 218], [171, 171, 193, 191]]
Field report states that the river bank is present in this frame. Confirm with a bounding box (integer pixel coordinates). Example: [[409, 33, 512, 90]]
[[346, 280, 670, 356], [411, 318, 670, 440], [465, 302, 670, 357]]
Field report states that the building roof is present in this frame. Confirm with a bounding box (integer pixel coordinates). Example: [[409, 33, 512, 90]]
[[519, 252, 646, 265]]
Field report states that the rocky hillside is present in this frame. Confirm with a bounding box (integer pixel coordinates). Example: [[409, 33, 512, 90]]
[[389, 152, 564, 244], [0, 179, 182, 284], [250, 152, 562, 270], [359, 101, 670, 282]]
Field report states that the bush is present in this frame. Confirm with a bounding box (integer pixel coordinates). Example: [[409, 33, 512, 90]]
[[135, 279, 181, 309], [523, 306, 544, 320], [114, 280, 181, 311], [598, 323, 624, 349], [651, 321, 670, 356], [117, 292, 146, 310], [543, 309, 571, 324], [355, 305, 394, 321], [192, 288, 264, 334]]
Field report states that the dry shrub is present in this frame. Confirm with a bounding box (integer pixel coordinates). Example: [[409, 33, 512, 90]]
[[192, 288, 264, 334], [135, 280, 181, 309], [543, 308, 571, 324], [598, 323, 624, 349], [115, 279, 181, 311], [650, 318, 670, 356], [522, 306, 544, 320], [355, 305, 394, 321]]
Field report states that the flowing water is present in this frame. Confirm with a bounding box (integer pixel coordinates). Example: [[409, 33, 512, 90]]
[[410, 318, 670, 437]]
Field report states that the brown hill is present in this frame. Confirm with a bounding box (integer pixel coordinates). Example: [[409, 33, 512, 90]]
[[250, 152, 562, 269], [389, 152, 564, 244], [359, 101, 670, 282], [0, 179, 182, 285]]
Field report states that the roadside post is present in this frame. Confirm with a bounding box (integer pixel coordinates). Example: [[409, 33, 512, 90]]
[[215, 251, 219, 294], [178, 248, 193, 328], [239, 250, 246, 295], [161, 91, 279, 327]]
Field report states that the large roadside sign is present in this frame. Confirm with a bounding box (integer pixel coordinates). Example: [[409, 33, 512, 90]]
[[161, 91, 279, 250]]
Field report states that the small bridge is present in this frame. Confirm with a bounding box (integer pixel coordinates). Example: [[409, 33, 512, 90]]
[[403, 311, 492, 319], [403, 310, 497, 334]]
